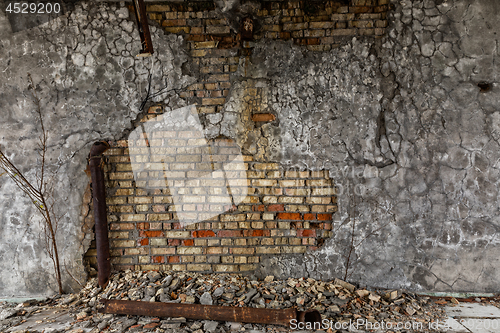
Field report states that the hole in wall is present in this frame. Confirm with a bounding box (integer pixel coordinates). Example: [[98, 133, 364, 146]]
[[477, 82, 491, 93]]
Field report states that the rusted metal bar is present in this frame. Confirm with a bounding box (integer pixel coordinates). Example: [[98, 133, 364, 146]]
[[99, 299, 321, 327], [132, 0, 154, 56], [88, 141, 111, 287]]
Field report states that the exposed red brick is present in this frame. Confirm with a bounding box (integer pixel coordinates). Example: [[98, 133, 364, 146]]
[[152, 256, 165, 263], [298, 229, 316, 237], [303, 213, 316, 220], [268, 204, 284, 212], [129, 324, 142, 330], [307, 38, 320, 45], [251, 113, 276, 122], [183, 239, 194, 246], [252, 205, 265, 212], [318, 213, 332, 221], [138, 238, 149, 246], [280, 32, 291, 39], [140, 230, 164, 238], [168, 256, 180, 263], [277, 212, 301, 220], [144, 323, 160, 329], [192, 230, 216, 237], [253, 230, 264, 237], [309, 222, 322, 229], [172, 222, 182, 229], [168, 239, 181, 246], [218, 230, 243, 237]]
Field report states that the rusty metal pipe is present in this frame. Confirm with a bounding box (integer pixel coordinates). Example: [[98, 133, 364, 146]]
[[99, 299, 321, 327], [88, 141, 111, 287], [132, 0, 154, 56]]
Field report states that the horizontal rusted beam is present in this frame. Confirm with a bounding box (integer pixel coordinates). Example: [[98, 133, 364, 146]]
[[99, 299, 321, 327]]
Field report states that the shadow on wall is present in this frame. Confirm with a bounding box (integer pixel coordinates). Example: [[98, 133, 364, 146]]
[[128, 104, 248, 227]]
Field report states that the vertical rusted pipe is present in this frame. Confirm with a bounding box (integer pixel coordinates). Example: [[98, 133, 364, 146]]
[[132, 0, 154, 55], [88, 141, 111, 287]]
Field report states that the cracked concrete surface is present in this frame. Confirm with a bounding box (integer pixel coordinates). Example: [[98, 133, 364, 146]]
[[242, 0, 499, 292], [0, 1, 194, 296]]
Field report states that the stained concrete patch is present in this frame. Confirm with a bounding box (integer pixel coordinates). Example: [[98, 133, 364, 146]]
[[461, 319, 500, 333], [445, 304, 500, 318], [438, 318, 470, 332], [444, 304, 500, 333], [5, 309, 91, 333]]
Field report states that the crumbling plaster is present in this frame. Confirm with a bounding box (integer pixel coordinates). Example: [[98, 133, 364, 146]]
[[0, 0, 499, 297], [240, 0, 500, 292], [0, 1, 194, 296]]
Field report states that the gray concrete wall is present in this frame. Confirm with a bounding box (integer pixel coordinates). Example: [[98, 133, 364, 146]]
[[248, 0, 500, 292], [0, 0, 499, 297], [0, 0, 193, 297]]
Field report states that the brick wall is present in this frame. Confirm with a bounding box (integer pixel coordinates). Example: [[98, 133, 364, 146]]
[[84, 106, 337, 273], [147, 0, 389, 114], [84, 0, 389, 275]]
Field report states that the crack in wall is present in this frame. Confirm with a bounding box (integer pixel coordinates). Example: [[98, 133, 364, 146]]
[[249, 0, 500, 292], [0, 1, 194, 296]]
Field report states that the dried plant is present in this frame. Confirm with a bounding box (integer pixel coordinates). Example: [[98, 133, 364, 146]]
[[0, 74, 63, 294]]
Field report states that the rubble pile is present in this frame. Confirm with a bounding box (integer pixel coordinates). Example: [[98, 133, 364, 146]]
[[1, 270, 497, 333]]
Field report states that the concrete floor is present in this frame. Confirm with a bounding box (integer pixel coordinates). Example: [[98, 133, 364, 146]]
[[2, 299, 500, 332], [5, 308, 92, 333], [441, 304, 500, 333]]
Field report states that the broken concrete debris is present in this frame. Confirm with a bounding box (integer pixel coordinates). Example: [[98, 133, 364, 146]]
[[2, 270, 491, 332]]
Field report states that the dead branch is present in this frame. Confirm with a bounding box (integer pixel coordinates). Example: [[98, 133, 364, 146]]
[[0, 74, 64, 294], [64, 260, 84, 288], [343, 181, 357, 281]]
